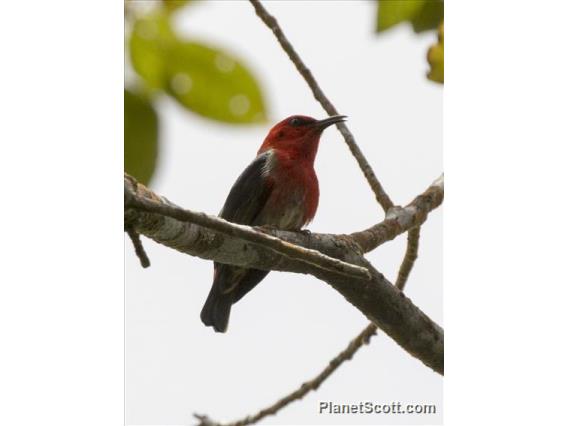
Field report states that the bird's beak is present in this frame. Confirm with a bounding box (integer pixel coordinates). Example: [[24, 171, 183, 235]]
[[314, 115, 347, 130]]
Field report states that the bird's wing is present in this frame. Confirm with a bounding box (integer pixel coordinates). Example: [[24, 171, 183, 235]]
[[205, 150, 274, 322], [219, 150, 274, 225]]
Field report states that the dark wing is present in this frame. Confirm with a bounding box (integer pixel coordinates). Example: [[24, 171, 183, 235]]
[[219, 150, 274, 225], [200, 152, 274, 332]]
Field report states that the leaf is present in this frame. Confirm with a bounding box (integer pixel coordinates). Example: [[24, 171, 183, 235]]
[[162, 0, 192, 13], [376, 0, 443, 33], [427, 22, 444, 84], [164, 42, 267, 123], [376, 0, 424, 32], [411, 0, 444, 32], [129, 13, 175, 90], [129, 13, 267, 124], [124, 89, 159, 185]]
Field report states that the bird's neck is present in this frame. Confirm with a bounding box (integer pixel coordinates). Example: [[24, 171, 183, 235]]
[[260, 138, 320, 166]]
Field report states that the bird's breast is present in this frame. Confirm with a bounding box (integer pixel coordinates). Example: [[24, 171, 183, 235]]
[[257, 150, 319, 230], [262, 188, 309, 229]]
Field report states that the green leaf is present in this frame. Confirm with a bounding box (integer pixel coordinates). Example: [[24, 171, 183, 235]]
[[129, 13, 267, 124], [164, 42, 267, 123], [427, 22, 444, 84], [376, 0, 443, 33], [411, 0, 444, 32], [162, 0, 192, 13], [124, 89, 159, 185], [129, 13, 175, 90], [376, 0, 424, 32]]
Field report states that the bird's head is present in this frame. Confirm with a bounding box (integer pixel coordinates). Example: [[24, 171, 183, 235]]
[[258, 114, 347, 162]]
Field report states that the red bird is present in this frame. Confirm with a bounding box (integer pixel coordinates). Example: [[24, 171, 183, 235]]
[[200, 114, 346, 332]]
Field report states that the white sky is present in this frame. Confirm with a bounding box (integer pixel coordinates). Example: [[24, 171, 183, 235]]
[[125, 1, 442, 425]]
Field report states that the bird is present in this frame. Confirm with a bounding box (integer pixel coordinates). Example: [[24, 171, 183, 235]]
[[200, 114, 347, 332]]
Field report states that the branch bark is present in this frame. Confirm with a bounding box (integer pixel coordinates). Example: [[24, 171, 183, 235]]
[[124, 174, 444, 374], [125, 178, 370, 281]]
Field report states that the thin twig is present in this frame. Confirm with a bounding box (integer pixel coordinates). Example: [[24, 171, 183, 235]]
[[195, 323, 378, 426], [249, 0, 394, 213], [125, 181, 371, 281], [126, 226, 150, 268], [395, 227, 421, 291]]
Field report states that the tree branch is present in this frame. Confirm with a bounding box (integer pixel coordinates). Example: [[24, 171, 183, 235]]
[[124, 173, 443, 266], [124, 174, 443, 374], [125, 176, 370, 281], [350, 174, 443, 253], [194, 216, 426, 426], [125, 226, 151, 268], [249, 0, 393, 212], [396, 227, 421, 291], [195, 323, 377, 426]]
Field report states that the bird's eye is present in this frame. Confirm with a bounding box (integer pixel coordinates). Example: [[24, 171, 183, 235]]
[[289, 117, 302, 127]]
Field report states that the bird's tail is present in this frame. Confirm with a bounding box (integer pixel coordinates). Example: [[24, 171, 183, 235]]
[[201, 265, 269, 333], [200, 276, 232, 333]]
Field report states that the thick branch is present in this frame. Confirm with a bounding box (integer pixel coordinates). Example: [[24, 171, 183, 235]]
[[195, 213, 426, 426], [249, 0, 393, 212], [124, 175, 443, 374], [125, 177, 370, 281]]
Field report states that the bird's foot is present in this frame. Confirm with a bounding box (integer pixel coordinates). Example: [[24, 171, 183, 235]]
[[299, 228, 312, 236]]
